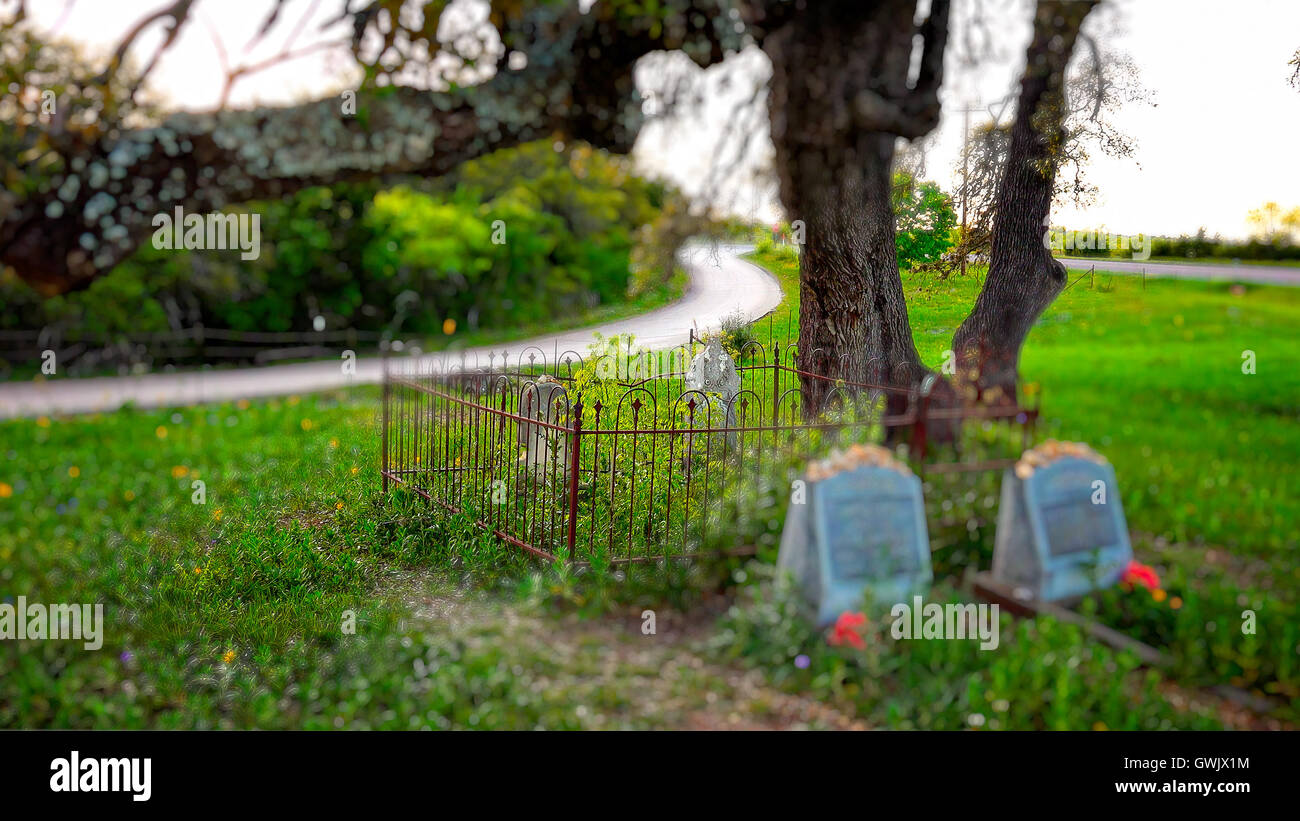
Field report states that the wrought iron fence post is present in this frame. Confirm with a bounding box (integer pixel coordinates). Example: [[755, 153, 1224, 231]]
[[771, 341, 780, 426], [914, 384, 931, 475], [381, 346, 391, 493], [566, 402, 583, 565]]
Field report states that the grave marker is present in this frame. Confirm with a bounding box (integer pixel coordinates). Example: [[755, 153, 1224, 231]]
[[992, 442, 1132, 601], [684, 336, 742, 454], [517, 376, 568, 475], [778, 446, 932, 626]]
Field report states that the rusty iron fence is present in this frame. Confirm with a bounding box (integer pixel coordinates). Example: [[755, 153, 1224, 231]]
[[381, 336, 1039, 568]]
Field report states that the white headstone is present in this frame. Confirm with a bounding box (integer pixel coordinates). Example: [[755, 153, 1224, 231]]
[[517, 376, 568, 476], [684, 337, 741, 456], [685, 336, 740, 401]]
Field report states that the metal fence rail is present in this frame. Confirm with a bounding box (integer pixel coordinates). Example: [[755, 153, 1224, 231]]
[[381, 338, 1039, 568]]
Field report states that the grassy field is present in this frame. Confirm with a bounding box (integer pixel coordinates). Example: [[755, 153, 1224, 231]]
[[2, 246, 1295, 729], [749, 246, 1300, 561]]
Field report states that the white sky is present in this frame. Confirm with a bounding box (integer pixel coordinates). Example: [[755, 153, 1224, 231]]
[[26, 0, 1300, 240]]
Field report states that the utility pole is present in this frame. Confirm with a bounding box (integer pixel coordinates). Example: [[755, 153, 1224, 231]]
[[957, 101, 981, 278], [960, 105, 969, 277]]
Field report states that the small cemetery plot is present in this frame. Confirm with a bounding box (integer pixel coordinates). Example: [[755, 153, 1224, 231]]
[[777, 445, 932, 626], [991, 440, 1132, 602], [380, 326, 1039, 571]]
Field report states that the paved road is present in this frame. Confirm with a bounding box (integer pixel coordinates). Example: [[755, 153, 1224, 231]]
[[0, 242, 781, 419], [1060, 257, 1300, 287]]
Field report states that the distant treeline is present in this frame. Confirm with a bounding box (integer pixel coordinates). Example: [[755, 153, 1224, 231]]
[[0, 142, 671, 336], [1055, 228, 1300, 262]]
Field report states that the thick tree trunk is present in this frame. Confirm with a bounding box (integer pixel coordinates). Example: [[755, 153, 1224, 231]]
[[763, 0, 946, 417], [952, 0, 1098, 403]]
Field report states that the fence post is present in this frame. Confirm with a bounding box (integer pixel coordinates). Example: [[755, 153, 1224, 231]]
[[194, 322, 206, 366], [914, 382, 932, 473], [771, 342, 780, 426], [566, 402, 583, 565], [381, 346, 391, 493]]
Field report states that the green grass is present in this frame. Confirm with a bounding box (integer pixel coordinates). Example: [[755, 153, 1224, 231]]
[[3, 245, 1293, 730], [747, 247, 1300, 559], [742, 247, 1300, 717]]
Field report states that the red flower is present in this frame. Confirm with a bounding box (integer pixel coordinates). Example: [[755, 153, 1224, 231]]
[[1121, 560, 1160, 591], [827, 611, 868, 649]]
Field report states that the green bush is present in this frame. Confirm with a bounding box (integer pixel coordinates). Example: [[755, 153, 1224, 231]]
[[2, 142, 668, 337]]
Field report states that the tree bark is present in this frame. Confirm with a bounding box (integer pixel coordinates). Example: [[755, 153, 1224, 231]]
[[951, 0, 1098, 404], [763, 0, 948, 417], [1, 2, 738, 294]]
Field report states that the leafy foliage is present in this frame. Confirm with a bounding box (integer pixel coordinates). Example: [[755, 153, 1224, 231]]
[[892, 172, 957, 270], [1, 141, 668, 335]]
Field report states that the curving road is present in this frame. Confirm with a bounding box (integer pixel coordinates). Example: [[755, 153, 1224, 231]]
[[0, 242, 781, 419], [1060, 257, 1300, 287]]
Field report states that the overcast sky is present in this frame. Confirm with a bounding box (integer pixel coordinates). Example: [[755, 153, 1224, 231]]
[[27, 0, 1300, 240]]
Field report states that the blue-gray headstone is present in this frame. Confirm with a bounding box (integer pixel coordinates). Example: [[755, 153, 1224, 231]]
[[992, 454, 1132, 601], [778, 461, 932, 626]]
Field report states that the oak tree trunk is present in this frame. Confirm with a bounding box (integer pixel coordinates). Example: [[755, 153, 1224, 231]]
[[952, 0, 1098, 404], [763, 0, 936, 417]]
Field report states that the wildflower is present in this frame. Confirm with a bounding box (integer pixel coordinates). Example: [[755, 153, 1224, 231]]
[[171, 465, 189, 478], [442, 318, 457, 335], [1152, 588, 1167, 603], [827, 611, 868, 649], [67, 466, 80, 478], [350, 467, 359, 475], [193, 567, 202, 574], [236, 399, 250, 410], [335, 501, 344, 510], [1120, 560, 1160, 591], [222, 650, 235, 664], [155, 425, 167, 439], [329, 438, 339, 448], [1170, 596, 1183, 610], [0, 482, 11, 498], [288, 395, 300, 406], [794, 654, 811, 669], [37, 416, 50, 428], [301, 418, 313, 431], [124, 490, 135, 501], [212, 509, 223, 521]]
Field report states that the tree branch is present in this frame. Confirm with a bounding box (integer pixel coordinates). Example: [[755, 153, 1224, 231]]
[[1, 0, 748, 294]]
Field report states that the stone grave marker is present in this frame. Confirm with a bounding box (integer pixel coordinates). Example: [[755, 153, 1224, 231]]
[[517, 375, 568, 475], [684, 336, 741, 455], [992, 441, 1132, 601], [777, 445, 932, 626]]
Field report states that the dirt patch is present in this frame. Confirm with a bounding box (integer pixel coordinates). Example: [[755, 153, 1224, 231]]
[[385, 571, 865, 730]]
